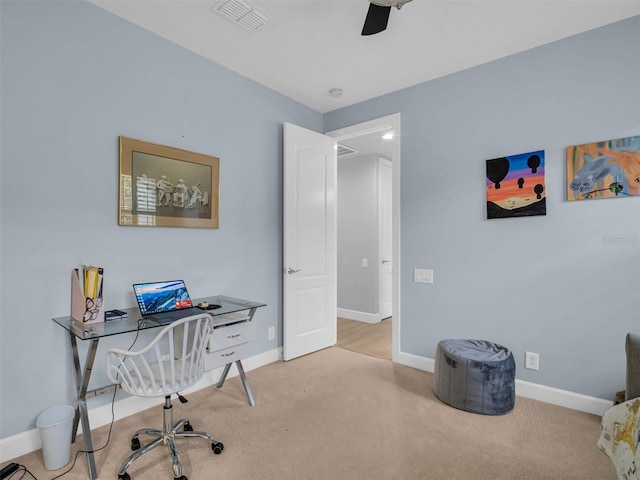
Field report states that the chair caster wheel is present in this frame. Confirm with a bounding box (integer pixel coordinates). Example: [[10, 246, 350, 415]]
[[118, 473, 131, 480], [174, 476, 187, 480], [212, 442, 224, 454], [131, 437, 140, 450], [183, 422, 193, 432]]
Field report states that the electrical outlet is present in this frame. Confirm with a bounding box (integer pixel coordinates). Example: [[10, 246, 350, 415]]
[[525, 352, 539, 371], [268, 326, 275, 341]]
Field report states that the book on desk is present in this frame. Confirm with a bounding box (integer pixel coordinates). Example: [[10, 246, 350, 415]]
[[105, 309, 128, 321]]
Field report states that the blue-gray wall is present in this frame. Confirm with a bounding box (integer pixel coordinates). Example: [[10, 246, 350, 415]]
[[1, 0, 638, 440], [338, 154, 380, 314], [0, 0, 321, 438], [326, 16, 640, 400]]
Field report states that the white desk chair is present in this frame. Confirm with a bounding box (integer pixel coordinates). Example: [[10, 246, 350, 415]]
[[106, 313, 223, 480]]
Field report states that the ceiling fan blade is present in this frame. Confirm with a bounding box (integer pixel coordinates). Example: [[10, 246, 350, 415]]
[[361, 3, 391, 36]]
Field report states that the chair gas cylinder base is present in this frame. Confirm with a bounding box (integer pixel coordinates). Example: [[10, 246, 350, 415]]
[[116, 395, 224, 480], [433, 339, 516, 415], [107, 314, 224, 480]]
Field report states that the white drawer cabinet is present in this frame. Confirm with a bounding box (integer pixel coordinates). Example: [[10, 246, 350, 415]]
[[205, 312, 254, 371]]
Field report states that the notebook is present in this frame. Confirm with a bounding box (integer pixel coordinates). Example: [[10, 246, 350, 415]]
[[133, 280, 200, 324]]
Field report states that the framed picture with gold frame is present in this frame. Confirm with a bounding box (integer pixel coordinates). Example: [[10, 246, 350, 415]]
[[118, 136, 219, 228]]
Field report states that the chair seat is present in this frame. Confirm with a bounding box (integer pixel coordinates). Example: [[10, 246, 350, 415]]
[[597, 397, 640, 479]]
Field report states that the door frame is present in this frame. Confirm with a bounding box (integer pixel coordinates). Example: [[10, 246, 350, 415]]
[[326, 113, 401, 362]]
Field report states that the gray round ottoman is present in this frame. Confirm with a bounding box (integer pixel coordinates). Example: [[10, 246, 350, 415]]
[[433, 339, 515, 415]]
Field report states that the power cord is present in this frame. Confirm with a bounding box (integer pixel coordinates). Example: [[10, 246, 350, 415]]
[[49, 324, 142, 480], [49, 385, 118, 480], [1, 463, 38, 480], [1, 325, 143, 480]]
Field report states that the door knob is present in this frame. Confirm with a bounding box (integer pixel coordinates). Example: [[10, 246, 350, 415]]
[[287, 268, 301, 274], [382, 260, 390, 264]]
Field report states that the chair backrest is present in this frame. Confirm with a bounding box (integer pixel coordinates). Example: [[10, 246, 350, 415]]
[[626, 333, 640, 401], [106, 313, 213, 397]]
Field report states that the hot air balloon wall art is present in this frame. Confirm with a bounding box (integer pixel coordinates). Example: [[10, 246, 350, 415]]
[[566, 135, 640, 201], [486, 150, 546, 219]]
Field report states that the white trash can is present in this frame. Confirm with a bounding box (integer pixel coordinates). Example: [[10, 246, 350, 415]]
[[36, 405, 75, 470]]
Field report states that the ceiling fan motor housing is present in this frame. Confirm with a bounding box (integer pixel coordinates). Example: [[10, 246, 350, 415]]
[[362, 0, 412, 36]]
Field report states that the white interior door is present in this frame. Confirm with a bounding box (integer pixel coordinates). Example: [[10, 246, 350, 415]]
[[283, 123, 337, 361], [379, 158, 393, 319]]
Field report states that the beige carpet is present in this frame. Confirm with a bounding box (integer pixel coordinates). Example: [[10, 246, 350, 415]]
[[5, 347, 614, 479]]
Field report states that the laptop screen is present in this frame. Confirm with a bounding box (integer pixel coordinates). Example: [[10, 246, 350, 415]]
[[133, 280, 193, 315]]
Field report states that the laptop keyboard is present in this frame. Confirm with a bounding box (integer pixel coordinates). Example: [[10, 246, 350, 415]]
[[149, 307, 199, 324]]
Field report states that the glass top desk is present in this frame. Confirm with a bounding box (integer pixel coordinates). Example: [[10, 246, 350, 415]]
[[53, 295, 266, 480]]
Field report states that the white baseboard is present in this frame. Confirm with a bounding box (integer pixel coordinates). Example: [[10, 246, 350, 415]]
[[337, 308, 380, 324], [398, 350, 435, 372], [0, 347, 282, 463], [513, 379, 613, 416], [0, 429, 41, 465], [396, 351, 613, 417]]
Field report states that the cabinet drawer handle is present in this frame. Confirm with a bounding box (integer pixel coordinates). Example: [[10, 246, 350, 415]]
[[227, 333, 241, 339], [221, 351, 235, 357]]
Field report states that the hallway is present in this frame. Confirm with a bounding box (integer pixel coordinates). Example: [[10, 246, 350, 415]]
[[336, 317, 392, 360]]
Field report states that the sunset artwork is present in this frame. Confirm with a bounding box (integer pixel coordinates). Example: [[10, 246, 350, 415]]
[[486, 150, 546, 219], [567, 135, 640, 201]]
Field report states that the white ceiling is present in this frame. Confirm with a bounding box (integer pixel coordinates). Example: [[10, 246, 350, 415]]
[[91, 0, 640, 114]]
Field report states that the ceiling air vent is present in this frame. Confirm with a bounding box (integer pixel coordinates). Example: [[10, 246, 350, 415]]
[[337, 143, 359, 158], [214, 0, 268, 32]]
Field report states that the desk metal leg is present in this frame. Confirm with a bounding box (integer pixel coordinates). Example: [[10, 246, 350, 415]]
[[235, 360, 255, 407], [70, 333, 99, 480], [216, 361, 255, 407], [215, 308, 257, 407], [216, 363, 232, 389]]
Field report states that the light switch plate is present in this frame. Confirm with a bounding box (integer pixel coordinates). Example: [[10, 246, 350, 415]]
[[414, 268, 433, 284]]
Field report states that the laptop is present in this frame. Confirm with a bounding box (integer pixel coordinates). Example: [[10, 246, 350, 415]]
[[133, 280, 200, 324]]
